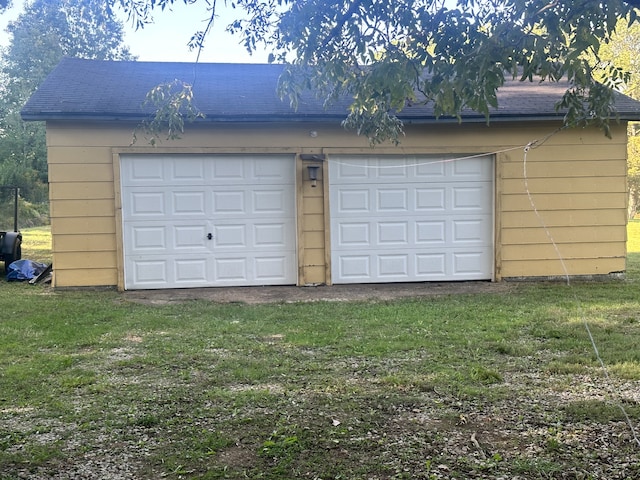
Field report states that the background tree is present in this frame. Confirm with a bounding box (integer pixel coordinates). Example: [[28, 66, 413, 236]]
[[117, 0, 640, 144], [0, 0, 133, 226], [596, 19, 640, 218]]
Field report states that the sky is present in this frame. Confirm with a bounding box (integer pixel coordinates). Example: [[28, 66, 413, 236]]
[[0, 0, 269, 63], [118, 1, 270, 63]]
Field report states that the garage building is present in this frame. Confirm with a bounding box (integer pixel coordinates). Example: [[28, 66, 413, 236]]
[[21, 58, 640, 289]]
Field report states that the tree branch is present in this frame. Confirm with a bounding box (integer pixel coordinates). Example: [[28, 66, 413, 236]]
[[320, 0, 364, 52]]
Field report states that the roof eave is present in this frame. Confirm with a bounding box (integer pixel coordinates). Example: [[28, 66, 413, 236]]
[[21, 111, 640, 124]]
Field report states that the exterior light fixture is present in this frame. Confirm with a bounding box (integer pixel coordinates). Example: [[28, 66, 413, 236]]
[[300, 154, 325, 188], [307, 165, 320, 187]]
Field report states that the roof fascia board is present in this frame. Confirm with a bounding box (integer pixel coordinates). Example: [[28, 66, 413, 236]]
[[21, 112, 578, 124]]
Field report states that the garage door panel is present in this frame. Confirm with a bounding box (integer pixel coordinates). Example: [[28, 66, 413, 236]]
[[128, 256, 213, 287], [211, 156, 292, 184], [253, 157, 292, 180], [212, 255, 294, 284], [130, 225, 167, 251], [211, 221, 295, 250], [174, 225, 210, 250], [129, 259, 168, 286], [333, 183, 491, 216], [338, 255, 371, 280], [333, 248, 492, 282], [416, 253, 446, 276], [378, 222, 409, 245], [333, 155, 492, 184], [452, 185, 492, 211], [253, 189, 288, 214], [122, 154, 296, 289], [453, 251, 491, 276], [416, 221, 446, 244], [126, 187, 209, 220], [378, 254, 409, 277], [254, 223, 290, 247], [336, 216, 489, 251], [337, 189, 370, 212], [416, 159, 446, 178], [175, 259, 209, 283], [211, 186, 294, 217], [255, 256, 291, 281], [126, 222, 211, 255], [330, 154, 493, 283], [123, 155, 209, 185], [173, 191, 206, 215], [213, 224, 247, 248], [377, 159, 408, 178], [170, 157, 206, 180], [212, 190, 245, 214], [378, 189, 409, 211], [453, 218, 492, 243], [334, 160, 369, 179], [416, 188, 446, 210], [453, 157, 490, 176], [212, 158, 244, 180], [128, 191, 166, 216], [123, 157, 165, 184], [338, 223, 370, 246], [213, 257, 248, 282]]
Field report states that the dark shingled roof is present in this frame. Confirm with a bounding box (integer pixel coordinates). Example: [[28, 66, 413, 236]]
[[21, 57, 640, 123]]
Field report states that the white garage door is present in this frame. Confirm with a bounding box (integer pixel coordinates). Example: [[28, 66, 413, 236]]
[[329, 154, 493, 283], [120, 154, 296, 290]]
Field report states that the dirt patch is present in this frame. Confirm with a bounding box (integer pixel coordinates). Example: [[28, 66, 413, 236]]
[[123, 281, 514, 305]]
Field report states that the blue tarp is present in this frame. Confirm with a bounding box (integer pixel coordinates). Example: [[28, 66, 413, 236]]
[[6, 259, 48, 281]]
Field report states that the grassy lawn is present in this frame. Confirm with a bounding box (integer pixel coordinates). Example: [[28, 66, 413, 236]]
[[1, 226, 640, 478], [18, 226, 52, 265]]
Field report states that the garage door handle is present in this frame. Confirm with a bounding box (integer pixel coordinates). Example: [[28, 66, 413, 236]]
[[207, 233, 213, 240]]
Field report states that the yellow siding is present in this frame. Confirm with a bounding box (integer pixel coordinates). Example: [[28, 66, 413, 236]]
[[53, 217, 115, 234], [47, 146, 114, 164], [54, 234, 116, 252], [502, 177, 624, 194], [498, 124, 627, 279], [303, 214, 325, 232], [501, 242, 625, 260], [501, 226, 626, 244], [49, 164, 114, 182], [299, 157, 326, 285], [502, 192, 627, 211], [502, 258, 625, 278], [54, 251, 118, 269], [501, 209, 626, 228], [54, 269, 117, 287], [303, 231, 325, 249], [44, 120, 630, 288], [49, 182, 114, 200], [501, 160, 626, 178], [50, 199, 114, 218]]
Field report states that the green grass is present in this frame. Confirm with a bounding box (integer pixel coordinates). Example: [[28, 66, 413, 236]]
[[1, 225, 640, 478], [20, 225, 52, 264]]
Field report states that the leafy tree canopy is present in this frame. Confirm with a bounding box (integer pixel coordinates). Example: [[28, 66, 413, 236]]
[[595, 18, 640, 217], [4, 0, 133, 94], [116, 0, 640, 144], [0, 0, 133, 204]]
